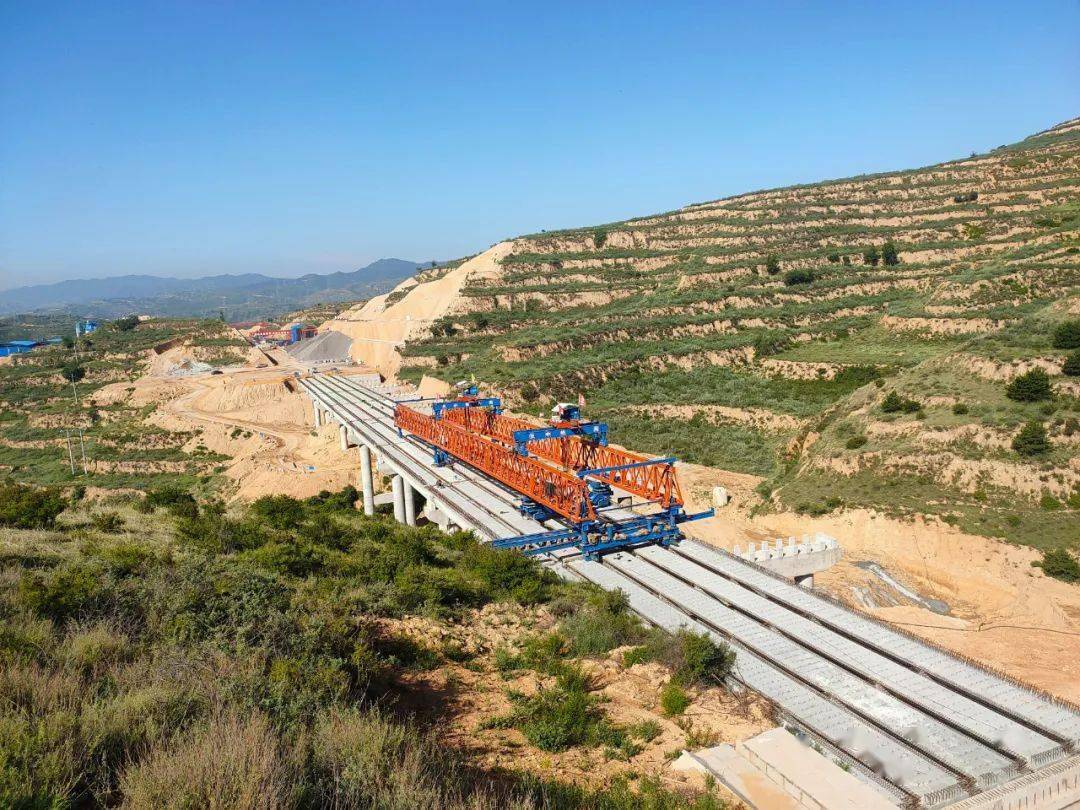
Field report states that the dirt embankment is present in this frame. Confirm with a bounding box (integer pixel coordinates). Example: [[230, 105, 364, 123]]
[[321, 241, 515, 378]]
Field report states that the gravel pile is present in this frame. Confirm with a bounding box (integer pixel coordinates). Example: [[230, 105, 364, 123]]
[[285, 330, 353, 364]]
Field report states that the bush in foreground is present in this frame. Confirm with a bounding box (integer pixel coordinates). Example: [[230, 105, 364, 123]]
[[0, 480, 66, 529]]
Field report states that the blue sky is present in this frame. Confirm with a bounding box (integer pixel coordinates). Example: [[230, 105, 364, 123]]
[[1, 1, 1077, 289]]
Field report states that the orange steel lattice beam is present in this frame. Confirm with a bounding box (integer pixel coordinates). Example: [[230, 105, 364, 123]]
[[394, 404, 597, 523], [440, 407, 683, 508]]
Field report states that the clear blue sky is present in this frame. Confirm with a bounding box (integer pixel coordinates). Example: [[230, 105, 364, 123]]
[[1, 1, 1077, 289]]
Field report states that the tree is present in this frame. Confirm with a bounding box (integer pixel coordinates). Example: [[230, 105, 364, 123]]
[[1012, 421, 1049, 456], [1063, 352, 1080, 377], [863, 246, 881, 266], [1052, 320, 1080, 349], [60, 362, 85, 383], [764, 254, 781, 275], [1039, 548, 1080, 583], [1005, 368, 1052, 402], [113, 315, 139, 332], [882, 240, 900, 266], [784, 269, 814, 286], [61, 336, 74, 349]]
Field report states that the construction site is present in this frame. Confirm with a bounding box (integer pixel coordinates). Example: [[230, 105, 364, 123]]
[[287, 354, 1080, 810]]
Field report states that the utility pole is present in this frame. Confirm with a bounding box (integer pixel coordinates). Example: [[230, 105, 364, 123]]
[[78, 428, 88, 474], [64, 430, 76, 475]]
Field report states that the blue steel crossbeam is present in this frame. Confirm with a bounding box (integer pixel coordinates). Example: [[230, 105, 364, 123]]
[[431, 397, 502, 419], [493, 507, 714, 560], [512, 422, 608, 455]]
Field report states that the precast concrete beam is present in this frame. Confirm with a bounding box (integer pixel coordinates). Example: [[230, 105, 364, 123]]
[[359, 445, 375, 516], [392, 475, 406, 523]]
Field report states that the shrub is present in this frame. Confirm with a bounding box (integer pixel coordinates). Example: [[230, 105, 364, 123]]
[[659, 682, 690, 716], [1012, 421, 1050, 456], [1063, 352, 1080, 377], [593, 229, 608, 249], [91, 511, 125, 534], [250, 495, 306, 529], [826, 253, 840, 263], [118, 712, 296, 809], [881, 240, 900, 266], [1052, 320, 1080, 349], [145, 486, 198, 519], [559, 588, 643, 656], [1040, 494, 1062, 511], [670, 632, 735, 686], [952, 402, 969, 415], [0, 481, 66, 529], [863, 246, 880, 266], [880, 391, 920, 414], [783, 269, 814, 286], [1006, 368, 1052, 402], [845, 435, 867, 450], [764, 254, 781, 275], [18, 562, 105, 623], [1037, 549, 1080, 583]]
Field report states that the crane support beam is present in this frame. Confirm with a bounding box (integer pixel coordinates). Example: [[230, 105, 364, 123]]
[[394, 403, 596, 523], [431, 397, 501, 419], [440, 406, 684, 508]]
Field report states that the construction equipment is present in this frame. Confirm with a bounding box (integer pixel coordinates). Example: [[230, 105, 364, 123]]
[[393, 387, 711, 558]]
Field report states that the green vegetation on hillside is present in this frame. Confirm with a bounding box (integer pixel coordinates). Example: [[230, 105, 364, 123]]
[[399, 119, 1080, 550], [0, 318, 245, 491], [0, 487, 730, 808]]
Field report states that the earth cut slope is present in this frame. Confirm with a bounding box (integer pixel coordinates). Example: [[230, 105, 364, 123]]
[[321, 241, 514, 376]]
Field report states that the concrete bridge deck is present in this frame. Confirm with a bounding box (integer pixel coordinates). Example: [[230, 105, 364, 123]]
[[299, 372, 1080, 809]]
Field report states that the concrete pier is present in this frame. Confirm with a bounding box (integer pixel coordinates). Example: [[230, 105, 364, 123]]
[[313, 405, 322, 428], [359, 445, 375, 516], [339, 424, 350, 451], [392, 474, 406, 523], [404, 480, 417, 526]]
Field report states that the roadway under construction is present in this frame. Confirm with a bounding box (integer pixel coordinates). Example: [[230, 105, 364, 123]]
[[299, 371, 1080, 809]]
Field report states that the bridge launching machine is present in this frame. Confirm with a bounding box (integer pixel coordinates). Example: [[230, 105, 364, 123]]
[[394, 388, 712, 558]]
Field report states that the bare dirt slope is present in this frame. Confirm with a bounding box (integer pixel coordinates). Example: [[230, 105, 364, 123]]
[[95, 352, 361, 500], [321, 241, 514, 376]]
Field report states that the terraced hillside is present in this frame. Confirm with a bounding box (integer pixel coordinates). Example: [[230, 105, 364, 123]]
[[389, 118, 1080, 549]]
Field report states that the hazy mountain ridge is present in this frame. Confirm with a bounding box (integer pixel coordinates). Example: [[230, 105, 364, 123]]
[[0, 258, 421, 320]]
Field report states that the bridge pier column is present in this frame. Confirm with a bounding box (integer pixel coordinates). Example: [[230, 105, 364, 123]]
[[339, 424, 350, 451], [313, 404, 322, 428], [359, 445, 375, 516], [392, 475, 406, 523], [404, 481, 417, 526]]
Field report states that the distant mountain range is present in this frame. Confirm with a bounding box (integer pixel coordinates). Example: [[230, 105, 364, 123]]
[[0, 258, 420, 320]]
